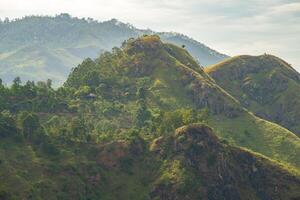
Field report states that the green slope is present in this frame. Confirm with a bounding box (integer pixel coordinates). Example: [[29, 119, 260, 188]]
[[0, 45, 88, 86], [205, 55, 300, 136], [65, 35, 300, 172]]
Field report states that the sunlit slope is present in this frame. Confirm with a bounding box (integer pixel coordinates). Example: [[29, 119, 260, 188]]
[[206, 55, 300, 136], [65, 35, 300, 171]]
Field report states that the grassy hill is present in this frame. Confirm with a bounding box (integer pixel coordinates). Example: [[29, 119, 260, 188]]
[[64, 35, 300, 172], [0, 14, 227, 86], [205, 54, 300, 136]]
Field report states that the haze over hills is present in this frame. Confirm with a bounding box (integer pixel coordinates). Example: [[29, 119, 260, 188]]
[[205, 55, 300, 137], [0, 0, 299, 197], [0, 13, 227, 86], [1, 35, 300, 199]]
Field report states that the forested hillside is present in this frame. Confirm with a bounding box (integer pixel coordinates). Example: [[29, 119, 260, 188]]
[[0, 35, 299, 199]]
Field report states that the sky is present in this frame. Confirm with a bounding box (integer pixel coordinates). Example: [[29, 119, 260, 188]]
[[0, 0, 300, 70]]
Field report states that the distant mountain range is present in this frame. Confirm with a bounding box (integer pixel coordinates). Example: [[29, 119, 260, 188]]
[[0, 13, 228, 86]]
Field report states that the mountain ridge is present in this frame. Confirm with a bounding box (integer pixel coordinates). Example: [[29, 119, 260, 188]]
[[0, 14, 228, 86]]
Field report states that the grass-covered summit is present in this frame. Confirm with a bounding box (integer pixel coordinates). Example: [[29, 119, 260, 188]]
[[205, 54, 300, 136]]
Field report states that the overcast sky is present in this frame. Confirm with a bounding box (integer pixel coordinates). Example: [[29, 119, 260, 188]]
[[0, 0, 299, 70]]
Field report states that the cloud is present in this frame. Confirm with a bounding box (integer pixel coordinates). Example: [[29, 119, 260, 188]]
[[271, 2, 300, 13], [0, 0, 299, 70]]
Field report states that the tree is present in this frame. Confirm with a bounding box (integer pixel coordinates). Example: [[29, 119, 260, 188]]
[[0, 111, 17, 137], [75, 85, 91, 98], [95, 83, 109, 98], [13, 77, 21, 86], [0, 80, 7, 110], [69, 117, 87, 141], [17, 112, 41, 139], [11, 77, 22, 94], [181, 109, 197, 124], [44, 115, 62, 137], [162, 110, 184, 132], [4, 17, 9, 24], [46, 79, 52, 88], [137, 87, 146, 99], [84, 71, 100, 87], [135, 99, 151, 128], [23, 81, 37, 99], [57, 13, 71, 19]]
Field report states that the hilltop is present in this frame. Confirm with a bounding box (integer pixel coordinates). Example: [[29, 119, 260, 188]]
[[0, 14, 227, 86], [205, 54, 300, 136]]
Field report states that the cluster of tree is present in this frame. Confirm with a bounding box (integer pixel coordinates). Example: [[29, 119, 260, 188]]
[[0, 109, 60, 155], [0, 77, 72, 113]]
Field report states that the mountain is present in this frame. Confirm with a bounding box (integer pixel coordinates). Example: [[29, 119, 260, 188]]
[[0, 14, 228, 86], [1, 35, 300, 199], [64, 35, 300, 172], [205, 55, 300, 136]]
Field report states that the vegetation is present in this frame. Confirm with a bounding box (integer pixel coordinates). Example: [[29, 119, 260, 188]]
[[206, 54, 300, 136], [0, 35, 299, 199]]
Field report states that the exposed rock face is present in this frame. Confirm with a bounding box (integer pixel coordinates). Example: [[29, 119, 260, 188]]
[[150, 124, 300, 200]]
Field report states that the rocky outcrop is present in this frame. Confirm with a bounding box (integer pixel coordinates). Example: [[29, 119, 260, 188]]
[[150, 124, 300, 200]]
